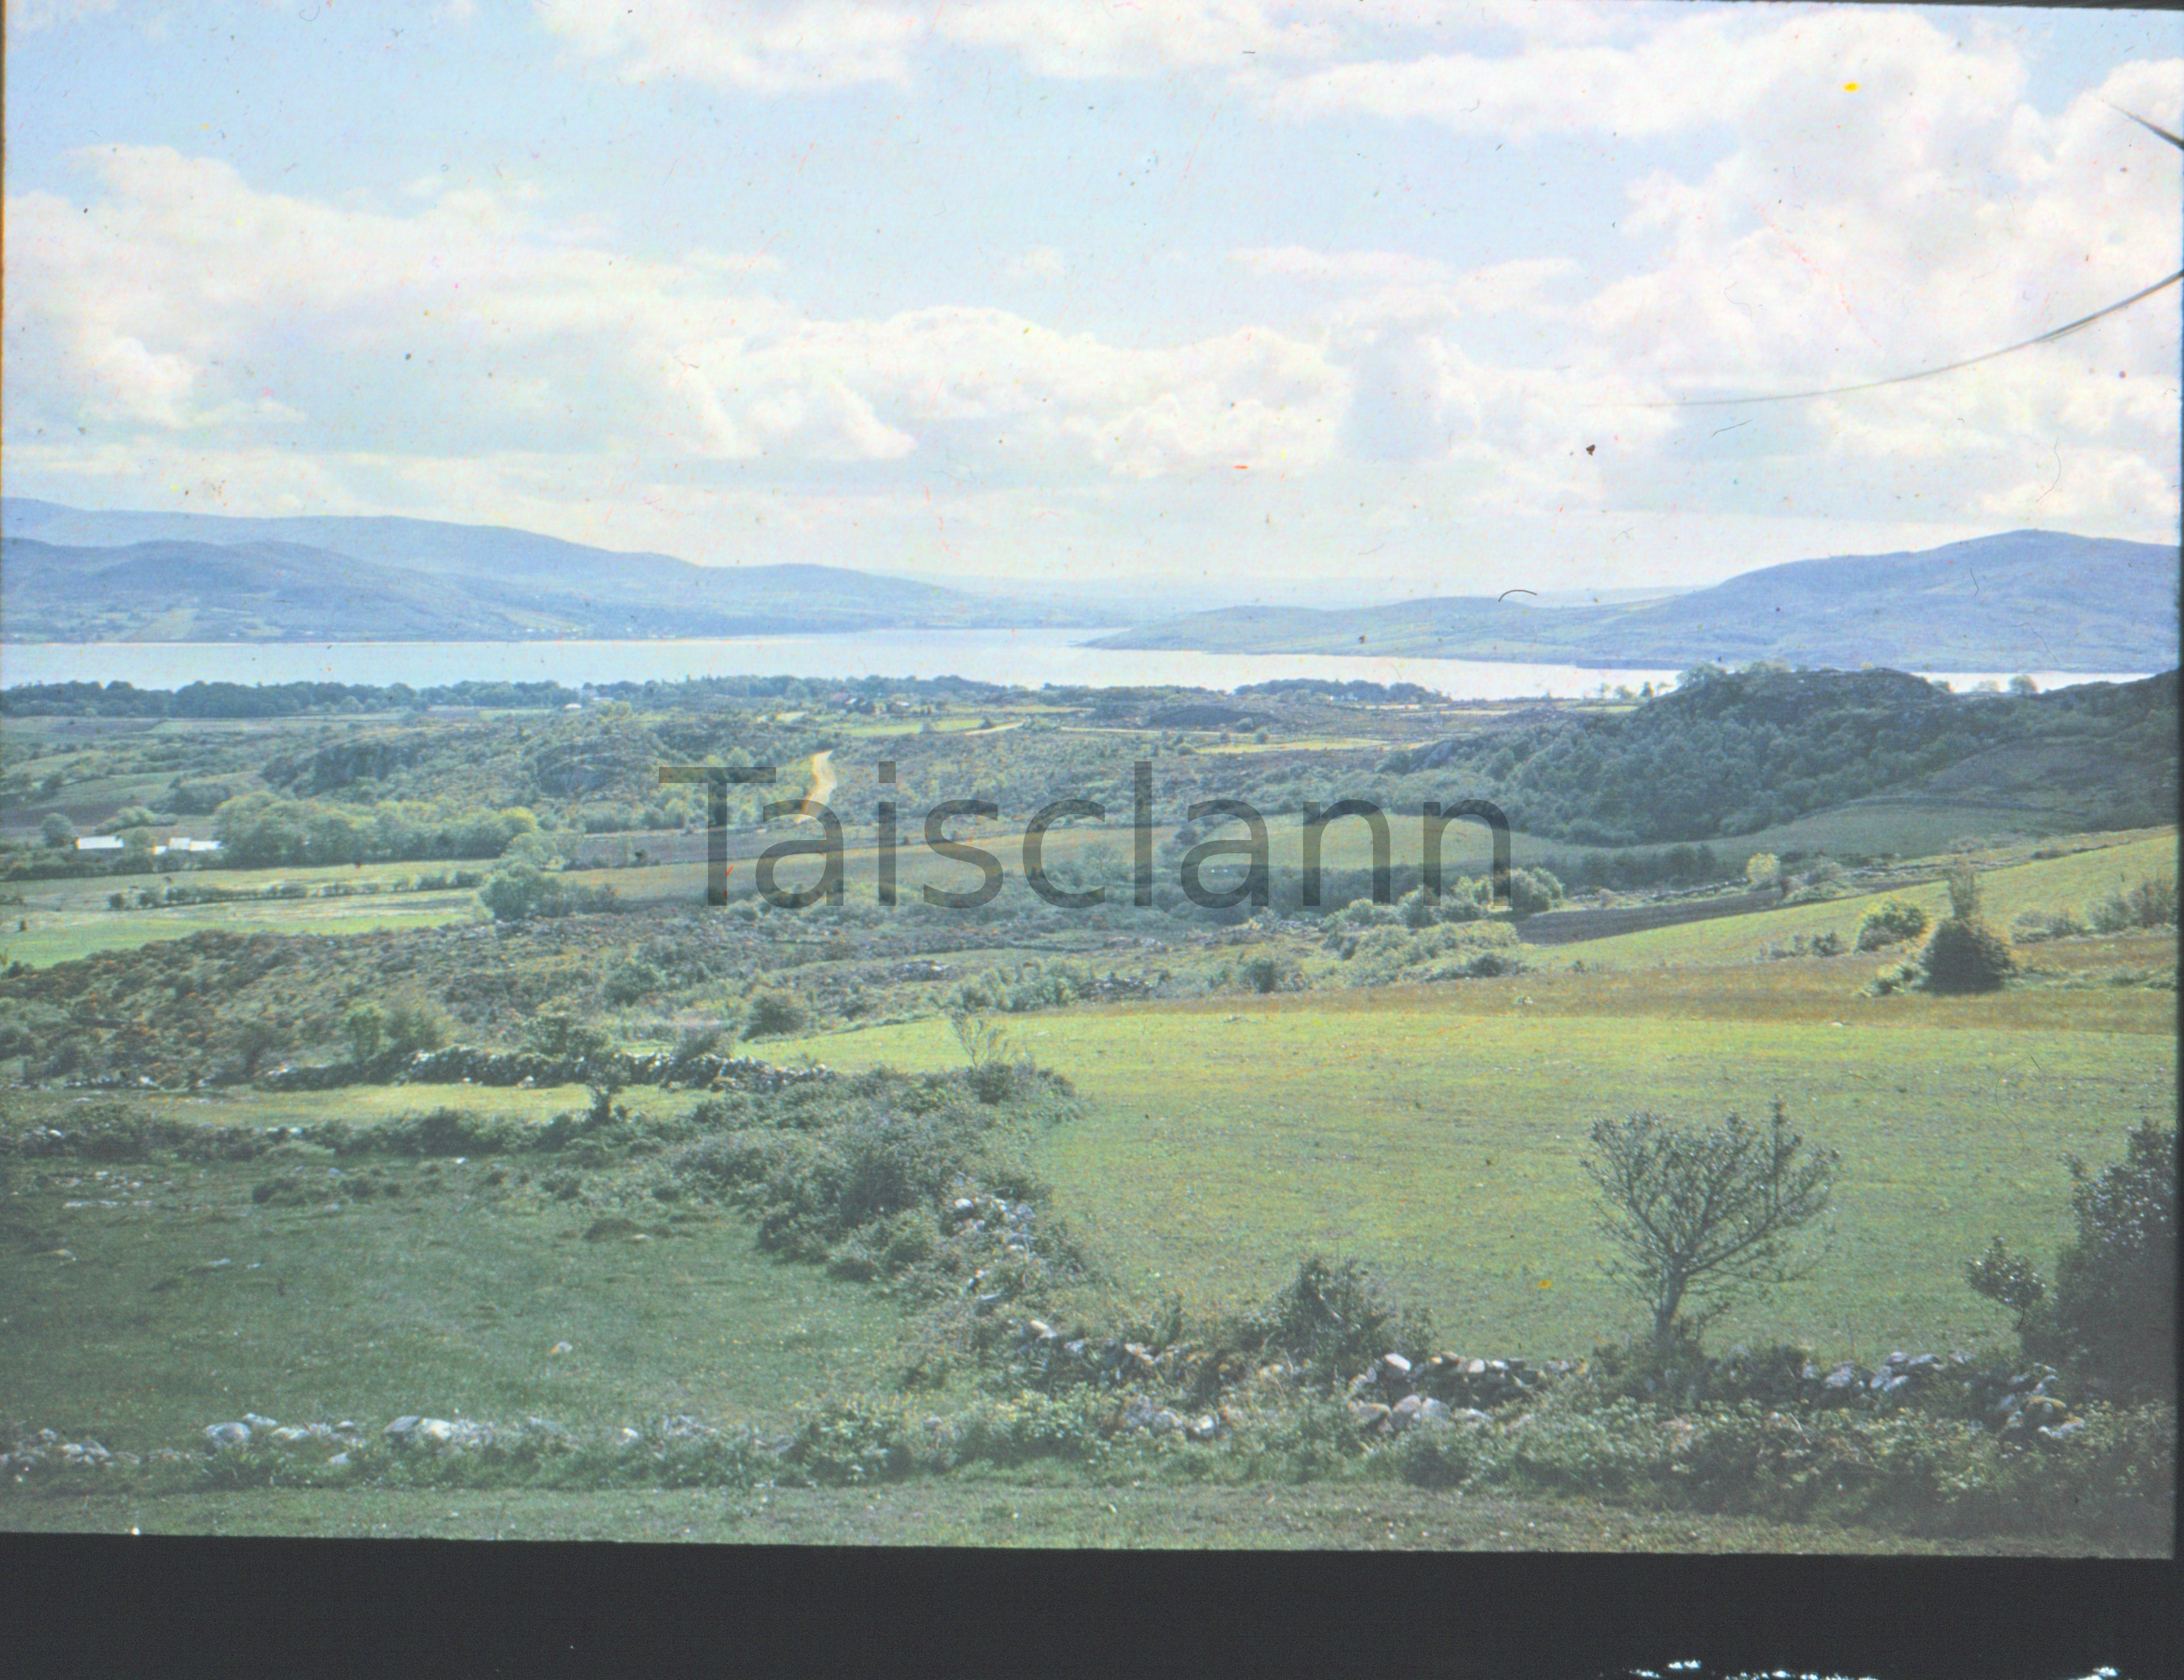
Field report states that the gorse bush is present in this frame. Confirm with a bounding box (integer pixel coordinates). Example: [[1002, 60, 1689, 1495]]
[[668, 1066, 1078, 1273], [741, 987, 809, 1040], [479, 864, 615, 922], [1231, 950, 1295, 994], [2088, 872, 2178, 934], [1917, 916, 2017, 993], [1376, 1388, 2173, 1543], [1212, 1256, 1435, 1393], [2011, 907, 2086, 943], [1505, 867, 1564, 917], [1857, 898, 1929, 951], [944, 960, 1098, 1015], [1330, 920, 1521, 985], [1969, 1121, 2176, 1405]]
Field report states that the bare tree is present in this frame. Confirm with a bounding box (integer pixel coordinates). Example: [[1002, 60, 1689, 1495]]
[[1583, 1099, 1840, 1345]]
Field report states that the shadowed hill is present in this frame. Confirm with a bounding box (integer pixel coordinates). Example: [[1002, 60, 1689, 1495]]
[[1094, 530, 2179, 672], [0, 500, 1115, 640]]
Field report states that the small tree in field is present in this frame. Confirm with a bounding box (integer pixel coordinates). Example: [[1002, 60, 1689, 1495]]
[[1584, 1100, 1840, 1346], [1919, 859, 2015, 993]]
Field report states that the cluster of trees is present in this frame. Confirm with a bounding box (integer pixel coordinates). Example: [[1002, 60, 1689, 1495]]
[[1234, 678, 1440, 705], [1355, 667, 2178, 847], [211, 792, 543, 867], [478, 863, 617, 922], [1373, 667, 2023, 844], [0, 678, 588, 718], [1539, 843, 1733, 891], [0, 670, 1034, 720]]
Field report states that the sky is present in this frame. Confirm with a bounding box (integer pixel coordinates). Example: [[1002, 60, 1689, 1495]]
[[3, 1, 2179, 608]]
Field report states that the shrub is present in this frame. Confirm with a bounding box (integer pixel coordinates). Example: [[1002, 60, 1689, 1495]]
[[1972, 1121, 2176, 1404], [1867, 958, 1921, 996], [479, 865, 616, 922], [1219, 1256, 1433, 1392], [602, 957, 663, 1007], [1857, 898, 1929, 951], [524, 1015, 614, 1064], [2011, 908, 2085, 944], [1505, 867, 1563, 917], [742, 988, 808, 1040], [2089, 873, 2178, 934], [1585, 1329, 1813, 1410], [1917, 917, 2016, 993], [383, 1000, 449, 1057], [1744, 852, 1779, 890], [343, 1002, 386, 1064]]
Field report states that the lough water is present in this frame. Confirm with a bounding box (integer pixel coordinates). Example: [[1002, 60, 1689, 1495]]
[[0, 630, 2149, 701]]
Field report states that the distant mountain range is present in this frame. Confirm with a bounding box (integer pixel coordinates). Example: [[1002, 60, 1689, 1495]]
[[0, 499, 1118, 642], [1091, 530, 2180, 673], [2, 501, 2173, 670]]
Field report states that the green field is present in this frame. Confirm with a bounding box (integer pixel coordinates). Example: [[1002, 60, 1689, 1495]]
[[754, 952, 2172, 1363], [0, 1153, 906, 1453], [1, 681, 2172, 1551], [1540, 831, 2178, 970], [0, 1480, 2079, 1551], [0, 893, 482, 970]]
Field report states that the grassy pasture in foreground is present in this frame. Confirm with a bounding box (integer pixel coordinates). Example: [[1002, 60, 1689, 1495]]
[[0, 1481, 2094, 1552], [760, 966, 2172, 1363], [0, 1154, 905, 1453], [747, 835, 2176, 1363]]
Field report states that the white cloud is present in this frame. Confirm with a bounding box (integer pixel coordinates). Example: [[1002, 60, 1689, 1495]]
[[4, 146, 1348, 493], [536, 0, 1350, 90], [1573, 57, 2183, 523], [1260, 6, 2029, 141], [5, 6, 2174, 578]]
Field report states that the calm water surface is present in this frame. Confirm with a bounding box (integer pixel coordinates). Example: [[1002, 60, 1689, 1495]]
[[0, 631, 2147, 700]]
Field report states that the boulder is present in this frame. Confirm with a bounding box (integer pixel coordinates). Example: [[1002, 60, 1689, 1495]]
[[1116, 1396, 1160, 1433], [1348, 1401, 1394, 1434], [205, 1422, 251, 1449]]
